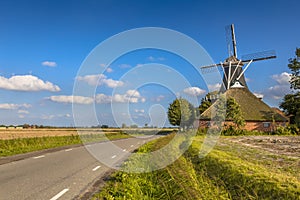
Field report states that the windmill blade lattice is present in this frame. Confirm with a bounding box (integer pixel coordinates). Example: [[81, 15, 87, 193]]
[[241, 50, 276, 62]]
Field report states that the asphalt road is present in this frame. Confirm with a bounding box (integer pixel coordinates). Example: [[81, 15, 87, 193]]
[[0, 136, 159, 200]]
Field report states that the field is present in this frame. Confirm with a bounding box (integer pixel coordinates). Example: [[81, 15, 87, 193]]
[[0, 129, 78, 140], [0, 128, 175, 140], [95, 134, 300, 199], [0, 128, 175, 157]]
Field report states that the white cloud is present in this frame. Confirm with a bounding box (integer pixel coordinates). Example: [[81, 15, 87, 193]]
[[271, 72, 291, 85], [99, 63, 107, 67], [41, 113, 71, 120], [147, 56, 165, 61], [155, 95, 165, 102], [42, 61, 57, 67], [76, 74, 124, 88], [102, 78, 124, 88], [95, 90, 146, 104], [18, 110, 29, 114], [263, 72, 292, 100], [41, 115, 55, 120], [134, 109, 145, 113], [48, 95, 94, 104], [207, 83, 222, 91], [183, 87, 206, 96], [253, 92, 264, 99], [245, 77, 251, 82], [119, 64, 131, 68], [148, 56, 155, 61], [0, 103, 31, 110], [266, 85, 290, 100], [106, 67, 113, 73], [18, 115, 25, 119], [0, 75, 60, 92]]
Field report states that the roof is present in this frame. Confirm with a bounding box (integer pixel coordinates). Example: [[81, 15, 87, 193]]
[[200, 88, 288, 122]]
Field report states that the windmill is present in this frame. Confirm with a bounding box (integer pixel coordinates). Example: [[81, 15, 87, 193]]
[[200, 24, 276, 92]]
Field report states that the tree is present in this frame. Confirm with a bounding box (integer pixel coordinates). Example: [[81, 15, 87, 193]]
[[280, 92, 300, 126], [288, 48, 300, 90], [226, 97, 245, 129], [167, 98, 195, 129], [280, 48, 300, 127], [198, 98, 212, 114]]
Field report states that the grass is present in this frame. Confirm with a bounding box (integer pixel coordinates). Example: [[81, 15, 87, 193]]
[[94, 134, 300, 199], [0, 131, 131, 157], [0, 128, 176, 157]]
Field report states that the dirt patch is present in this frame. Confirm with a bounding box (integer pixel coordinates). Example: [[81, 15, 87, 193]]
[[226, 136, 300, 159]]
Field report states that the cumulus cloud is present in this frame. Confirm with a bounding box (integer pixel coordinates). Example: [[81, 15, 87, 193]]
[[207, 83, 222, 91], [95, 90, 146, 104], [106, 67, 113, 73], [48, 90, 145, 105], [263, 72, 292, 100], [18, 110, 29, 114], [271, 72, 291, 84], [76, 74, 124, 88], [0, 103, 31, 110], [42, 61, 57, 67], [0, 75, 60, 92], [48, 95, 94, 104], [266, 85, 290, 100], [183, 87, 206, 96]]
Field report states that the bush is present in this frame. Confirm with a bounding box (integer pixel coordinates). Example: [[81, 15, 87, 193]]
[[274, 125, 300, 135]]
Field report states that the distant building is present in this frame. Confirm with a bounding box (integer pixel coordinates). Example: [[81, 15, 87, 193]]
[[199, 88, 288, 131]]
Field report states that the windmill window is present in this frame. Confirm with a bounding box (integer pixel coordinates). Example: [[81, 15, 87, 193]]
[[263, 122, 271, 128]]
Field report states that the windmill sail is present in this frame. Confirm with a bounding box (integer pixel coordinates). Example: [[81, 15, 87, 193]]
[[225, 24, 237, 58], [199, 24, 276, 92], [241, 50, 276, 62]]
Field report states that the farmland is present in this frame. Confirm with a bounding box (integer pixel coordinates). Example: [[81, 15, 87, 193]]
[[0, 128, 174, 157]]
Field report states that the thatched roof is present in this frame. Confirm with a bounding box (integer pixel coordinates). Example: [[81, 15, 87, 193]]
[[201, 88, 288, 122]]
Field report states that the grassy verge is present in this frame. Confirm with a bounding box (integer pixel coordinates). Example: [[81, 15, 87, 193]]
[[0, 132, 130, 157], [94, 134, 300, 199]]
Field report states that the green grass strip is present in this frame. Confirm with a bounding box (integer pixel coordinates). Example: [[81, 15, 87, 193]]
[[190, 138, 300, 199], [0, 132, 131, 157]]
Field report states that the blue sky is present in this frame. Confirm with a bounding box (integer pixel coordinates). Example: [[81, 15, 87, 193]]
[[0, 0, 299, 127]]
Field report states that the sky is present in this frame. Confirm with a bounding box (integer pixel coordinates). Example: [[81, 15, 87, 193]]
[[0, 0, 299, 127]]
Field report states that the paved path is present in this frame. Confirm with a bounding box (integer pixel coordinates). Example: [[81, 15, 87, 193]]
[[0, 136, 158, 200]]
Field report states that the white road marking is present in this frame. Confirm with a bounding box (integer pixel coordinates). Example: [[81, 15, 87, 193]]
[[92, 166, 101, 171], [130, 145, 134, 147], [65, 148, 73, 152], [111, 155, 117, 159], [122, 149, 126, 152], [33, 155, 45, 159], [49, 188, 69, 200]]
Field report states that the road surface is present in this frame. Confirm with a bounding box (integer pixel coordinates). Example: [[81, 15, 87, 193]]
[[0, 136, 158, 200]]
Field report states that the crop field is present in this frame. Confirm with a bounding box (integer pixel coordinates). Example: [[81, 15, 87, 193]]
[[0, 128, 175, 157], [0, 128, 175, 140], [95, 134, 300, 199]]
